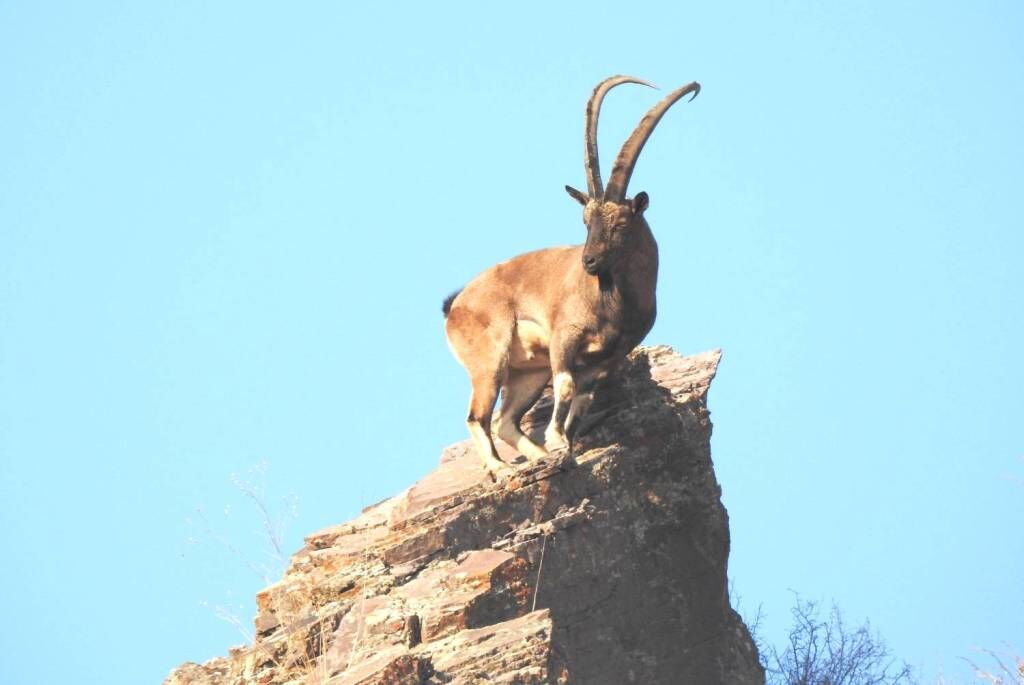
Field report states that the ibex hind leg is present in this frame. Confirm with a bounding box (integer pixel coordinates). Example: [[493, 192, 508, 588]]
[[447, 305, 516, 478], [494, 369, 550, 462], [466, 368, 513, 478]]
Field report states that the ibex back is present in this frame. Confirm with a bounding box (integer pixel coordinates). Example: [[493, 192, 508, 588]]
[[443, 75, 700, 477]]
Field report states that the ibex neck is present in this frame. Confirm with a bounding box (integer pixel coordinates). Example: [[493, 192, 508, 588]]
[[604, 223, 658, 316]]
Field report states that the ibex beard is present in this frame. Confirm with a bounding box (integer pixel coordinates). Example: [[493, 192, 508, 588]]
[[444, 75, 700, 478]]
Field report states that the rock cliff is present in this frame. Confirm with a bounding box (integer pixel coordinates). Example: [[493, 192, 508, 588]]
[[166, 346, 763, 684]]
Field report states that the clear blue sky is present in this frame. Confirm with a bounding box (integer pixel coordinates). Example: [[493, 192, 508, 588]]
[[1, 2, 1021, 683]]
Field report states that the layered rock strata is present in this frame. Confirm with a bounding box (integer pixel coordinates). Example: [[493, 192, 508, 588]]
[[167, 346, 763, 684]]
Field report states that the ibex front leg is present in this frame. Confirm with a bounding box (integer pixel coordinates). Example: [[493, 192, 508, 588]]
[[544, 335, 580, 452], [564, 360, 616, 442], [543, 372, 574, 451]]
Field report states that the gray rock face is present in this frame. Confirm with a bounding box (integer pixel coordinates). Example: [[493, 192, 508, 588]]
[[166, 346, 764, 684]]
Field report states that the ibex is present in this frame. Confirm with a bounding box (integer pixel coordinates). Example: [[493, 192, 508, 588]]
[[443, 75, 700, 477]]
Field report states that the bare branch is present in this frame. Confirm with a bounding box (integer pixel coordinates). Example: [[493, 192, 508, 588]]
[[763, 594, 916, 685]]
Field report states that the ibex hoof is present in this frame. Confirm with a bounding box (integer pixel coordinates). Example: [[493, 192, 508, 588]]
[[486, 461, 513, 482], [543, 433, 569, 453], [548, 447, 577, 471], [569, 407, 614, 440]]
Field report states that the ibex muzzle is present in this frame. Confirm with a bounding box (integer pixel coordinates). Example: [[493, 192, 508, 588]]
[[444, 75, 700, 478]]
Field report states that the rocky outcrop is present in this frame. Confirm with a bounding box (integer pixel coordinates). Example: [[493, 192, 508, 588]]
[[166, 346, 763, 684]]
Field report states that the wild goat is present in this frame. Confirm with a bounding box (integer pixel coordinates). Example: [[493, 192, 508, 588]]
[[443, 75, 700, 477]]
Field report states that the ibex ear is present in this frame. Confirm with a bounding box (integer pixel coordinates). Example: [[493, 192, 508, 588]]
[[632, 191, 649, 215], [565, 185, 589, 206]]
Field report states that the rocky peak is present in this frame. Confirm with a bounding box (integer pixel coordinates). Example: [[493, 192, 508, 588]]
[[166, 346, 764, 684]]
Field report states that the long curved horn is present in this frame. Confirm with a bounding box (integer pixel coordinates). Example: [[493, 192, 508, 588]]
[[584, 75, 656, 199], [603, 81, 700, 202]]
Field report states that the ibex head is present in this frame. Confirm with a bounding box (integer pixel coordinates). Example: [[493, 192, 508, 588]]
[[565, 76, 700, 276], [569, 190, 650, 275]]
